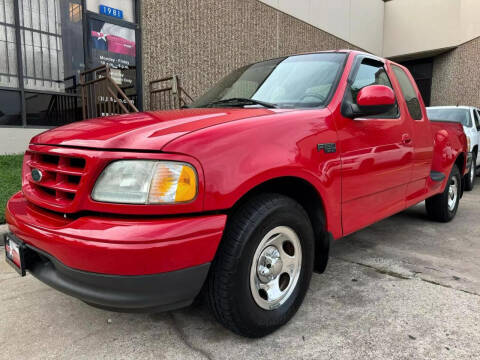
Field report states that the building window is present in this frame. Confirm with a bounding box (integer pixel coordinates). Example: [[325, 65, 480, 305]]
[[25, 91, 81, 126], [69, 2, 81, 22], [89, 18, 136, 100], [0, 89, 22, 125], [19, 0, 84, 93], [0, 0, 19, 88], [2, 0, 139, 127]]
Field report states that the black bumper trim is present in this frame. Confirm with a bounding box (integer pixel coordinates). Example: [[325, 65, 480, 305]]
[[430, 171, 446, 182], [15, 236, 210, 312]]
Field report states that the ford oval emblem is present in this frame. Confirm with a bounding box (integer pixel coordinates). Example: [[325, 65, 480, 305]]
[[31, 168, 43, 182]]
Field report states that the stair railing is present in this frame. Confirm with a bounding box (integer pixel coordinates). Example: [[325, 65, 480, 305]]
[[80, 65, 138, 119], [149, 75, 193, 111]]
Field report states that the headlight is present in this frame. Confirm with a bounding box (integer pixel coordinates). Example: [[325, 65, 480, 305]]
[[91, 160, 197, 204]]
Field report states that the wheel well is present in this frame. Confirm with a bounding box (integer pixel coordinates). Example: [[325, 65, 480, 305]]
[[455, 153, 466, 175], [455, 153, 466, 198], [228, 177, 331, 273], [473, 146, 478, 157]]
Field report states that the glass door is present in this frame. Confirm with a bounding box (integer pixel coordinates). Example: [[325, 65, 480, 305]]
[[85, 1, 140, 110]]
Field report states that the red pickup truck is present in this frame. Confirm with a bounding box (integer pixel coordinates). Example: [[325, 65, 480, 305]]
[[5, 50, 468, 338]]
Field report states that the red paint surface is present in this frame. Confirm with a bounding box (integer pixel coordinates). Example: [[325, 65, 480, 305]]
[[356, 85, 395, 107], [6, 192, 226, 275], [21, 145, 206, 215], [30, 108, 283, 151], [7, 50, 467, 276]]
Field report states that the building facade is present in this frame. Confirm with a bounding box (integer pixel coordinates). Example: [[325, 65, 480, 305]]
[[1, 0, 479, 153], [0, 0, 140, 128]]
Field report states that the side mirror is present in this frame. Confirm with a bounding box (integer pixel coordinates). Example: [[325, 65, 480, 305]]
[[342, 85, 396, 118]]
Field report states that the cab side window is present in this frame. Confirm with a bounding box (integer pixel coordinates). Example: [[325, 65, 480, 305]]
[[349, 59, 398, 118], [392, 65, 423, 120], [473, 110, 480, 131]]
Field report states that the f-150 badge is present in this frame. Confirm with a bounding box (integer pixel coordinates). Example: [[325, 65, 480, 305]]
[[317, 143, 336, 153]]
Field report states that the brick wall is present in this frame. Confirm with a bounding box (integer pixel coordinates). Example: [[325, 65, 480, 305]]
[[141, 0, 362, 109], [431, 36, 480, 108]]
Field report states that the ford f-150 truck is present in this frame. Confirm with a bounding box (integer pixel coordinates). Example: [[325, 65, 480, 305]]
[[4, 50, 468, 338]]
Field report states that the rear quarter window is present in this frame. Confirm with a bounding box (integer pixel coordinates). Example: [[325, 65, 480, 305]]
[[391, 65, 423, 120]]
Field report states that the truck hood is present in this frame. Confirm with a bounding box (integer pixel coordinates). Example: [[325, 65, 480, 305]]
[[31, 108, 287, 151]]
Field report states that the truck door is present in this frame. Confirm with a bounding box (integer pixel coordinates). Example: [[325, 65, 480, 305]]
[[390, 64, 434, 208], [338, 57, 414, 235]]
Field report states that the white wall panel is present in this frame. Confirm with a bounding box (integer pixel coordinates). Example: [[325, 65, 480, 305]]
[[460, 0, 480, 44], [260, 0, 480, 58], [259, 0, 279, 9], [0, 128, 45, 154], [383, 0, 480, 58], [350, 0, 384, 55], [278, 0, 311, 23], [259, 0, 384, 55], [383, 0, 460, 58], [309, 0, 350, 42]]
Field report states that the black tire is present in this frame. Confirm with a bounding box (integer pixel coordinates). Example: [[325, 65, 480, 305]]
[[425, 165, 461, 222], [206, 193, 315, 338], [464, 153, 476, 191]]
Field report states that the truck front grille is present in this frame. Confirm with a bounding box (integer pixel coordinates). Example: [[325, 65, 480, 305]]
[[24, 151, 87, 209]]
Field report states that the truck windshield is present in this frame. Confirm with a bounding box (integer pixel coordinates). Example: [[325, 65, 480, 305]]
[[190, 53, 346, 109], [427, 108, 472, 127]]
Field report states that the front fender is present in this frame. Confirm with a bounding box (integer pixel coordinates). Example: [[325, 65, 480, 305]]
[[162, 109, 343, 238]]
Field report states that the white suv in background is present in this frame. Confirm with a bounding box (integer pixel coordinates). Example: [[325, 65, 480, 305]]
[[427, 106, 480, 191]]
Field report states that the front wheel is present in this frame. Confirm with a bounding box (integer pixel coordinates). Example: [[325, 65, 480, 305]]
[[426, 165, 461, 222], [206, 194, 315, 338], [464, 153, 476, 191]]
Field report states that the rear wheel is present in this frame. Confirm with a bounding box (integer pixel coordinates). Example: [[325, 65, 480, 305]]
[[426, 165, 461, 222], [464, 153, 476, 191], [206, 194, 315, 338]]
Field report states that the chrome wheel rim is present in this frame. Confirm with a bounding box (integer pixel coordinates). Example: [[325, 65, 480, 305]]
[[470, 164, 475, 183], [250, 226, 302, 310], [448, 176, 458, 211]]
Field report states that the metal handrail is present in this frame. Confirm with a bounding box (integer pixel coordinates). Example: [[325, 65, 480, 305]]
[[41, 74, 81, 124], [105, 69, 138, 112], [80, 65, 138, 119], [149, 75, 193, 110]]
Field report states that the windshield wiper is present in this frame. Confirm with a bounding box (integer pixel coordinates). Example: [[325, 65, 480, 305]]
[[205, 98, 278, 109]]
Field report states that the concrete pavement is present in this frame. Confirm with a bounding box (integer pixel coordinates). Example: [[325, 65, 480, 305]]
[[1, 187, 479, 359], [0, 224, 8, 238]]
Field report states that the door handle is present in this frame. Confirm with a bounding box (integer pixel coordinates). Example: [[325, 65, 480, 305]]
[[402, 134, 412, 145]]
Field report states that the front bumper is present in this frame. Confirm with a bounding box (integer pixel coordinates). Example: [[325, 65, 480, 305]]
[[6, 234, 210, 312], [5, 192, 226, 311]]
